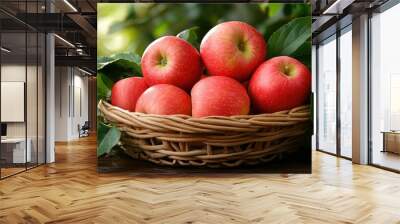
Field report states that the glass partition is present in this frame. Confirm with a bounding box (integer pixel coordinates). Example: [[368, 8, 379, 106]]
[[27, 30, 38, 169], [0, 1, 46, 179], [1, 30, 28, 177]]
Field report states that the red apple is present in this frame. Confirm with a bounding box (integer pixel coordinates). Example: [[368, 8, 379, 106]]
[[135, 84, 191, 115], [249, 56, 311, 113], [191, 76, 250, 117], [111, 77, 148, 112], [141, 36, 202, 91], [200, 21, 266, 82]]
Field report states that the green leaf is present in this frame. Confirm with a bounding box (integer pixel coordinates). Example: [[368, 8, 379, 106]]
[[97, 56, 113, 71], [292, 40, 311, 70], [97, 52, 142, 78], [267, 16, 311, 58], [97, 124, 121, 157], [293, 40, 311, 69], [97, 72, 113, 101], [97, 122, 111, 146], [177, 27, 199, 49], [292, 40, 311, 58]]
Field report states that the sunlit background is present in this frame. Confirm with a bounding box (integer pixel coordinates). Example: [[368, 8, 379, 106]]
[[98, 3, 310, 57]]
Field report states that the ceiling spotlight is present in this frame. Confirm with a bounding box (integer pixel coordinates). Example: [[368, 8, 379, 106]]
[[1, 47, 11, 53], [76, 48, 85, 55], [63, 0, 78, 12]]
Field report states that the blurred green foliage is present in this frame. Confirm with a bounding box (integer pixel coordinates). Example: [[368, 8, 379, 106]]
[[98, 3, 311, 57]]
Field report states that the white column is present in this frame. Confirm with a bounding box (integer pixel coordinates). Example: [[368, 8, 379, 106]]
[[46, 1, 55, 163], [352, 14, 369, 164], [46, 33, 55, 163]]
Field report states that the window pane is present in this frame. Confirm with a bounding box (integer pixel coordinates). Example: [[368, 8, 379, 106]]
[[371, 4, 400, 171], [317, 36, 337, 154], [339, 28, 352, 158]]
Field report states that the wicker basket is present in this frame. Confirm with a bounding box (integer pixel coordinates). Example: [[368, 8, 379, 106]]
[[98, 100, 311, 168]]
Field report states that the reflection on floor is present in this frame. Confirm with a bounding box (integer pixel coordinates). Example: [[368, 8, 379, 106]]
[[0, 167, 25, 177], [0, 135, 400, 223], [0, 162, 44, 179], [373, 150, 400, 171]]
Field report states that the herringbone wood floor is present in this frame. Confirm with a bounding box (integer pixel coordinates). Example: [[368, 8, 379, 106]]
[[1, 135, 400, 224]]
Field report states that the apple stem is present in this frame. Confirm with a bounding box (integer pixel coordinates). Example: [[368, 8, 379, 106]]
[[237, 39, 246, 52], [160, 57, 168, 66], [157, 54, 168, 67], [282, 64, 295, 77]]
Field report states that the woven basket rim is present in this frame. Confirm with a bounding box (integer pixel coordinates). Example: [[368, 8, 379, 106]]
[[98, 100, 311, 135], [98, 99, 311, 167], [99, 100, 310, 119]]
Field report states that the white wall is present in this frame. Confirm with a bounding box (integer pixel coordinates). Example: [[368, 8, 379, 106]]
[[54, 66, 89, 141], [1, 65, 26, 138], [71, 73, 89, 138], [55, 67, 69, 141]]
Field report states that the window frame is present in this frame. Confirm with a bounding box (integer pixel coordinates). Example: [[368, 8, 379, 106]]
[[315, 22, 353, 161]]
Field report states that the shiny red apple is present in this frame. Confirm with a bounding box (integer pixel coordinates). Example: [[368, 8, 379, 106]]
[[111, 77, 148, 112], [191, 76, 250, 117], [141, 36, 202, 91], [200, 21, 266, 82], [249, 56, 311, 113], [135, 84, 191, 115]]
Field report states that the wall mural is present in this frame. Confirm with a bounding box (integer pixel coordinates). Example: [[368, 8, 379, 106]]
[[97, 3, 312, 173]]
